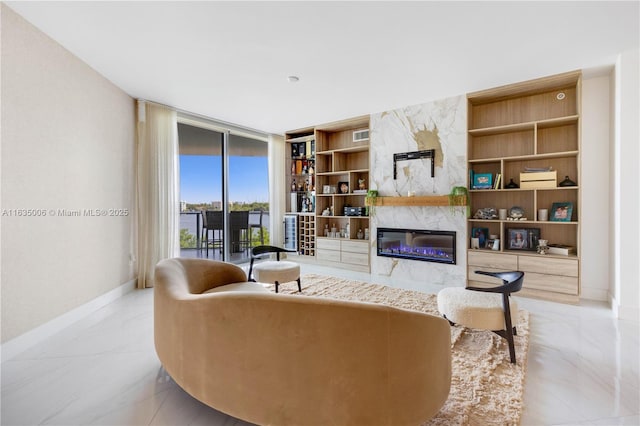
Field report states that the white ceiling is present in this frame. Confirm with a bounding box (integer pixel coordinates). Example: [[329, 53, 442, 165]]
[[5, 1, 639, 135]]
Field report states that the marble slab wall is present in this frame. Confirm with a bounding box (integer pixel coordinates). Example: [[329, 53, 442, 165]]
[[369, 96, 467, 291]]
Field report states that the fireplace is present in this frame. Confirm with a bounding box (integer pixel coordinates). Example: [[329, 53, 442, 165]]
[[377, 228, 456, 264]]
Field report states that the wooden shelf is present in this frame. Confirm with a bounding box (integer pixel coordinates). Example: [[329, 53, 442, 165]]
[[466, 70, 581, 304], [368, 195, 466, 207]]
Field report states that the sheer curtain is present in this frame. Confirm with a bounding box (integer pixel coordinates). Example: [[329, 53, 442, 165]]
[[136, 101, 179, 288]]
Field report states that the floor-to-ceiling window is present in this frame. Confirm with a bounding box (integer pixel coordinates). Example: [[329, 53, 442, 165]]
[[177, 119, 269, 264]]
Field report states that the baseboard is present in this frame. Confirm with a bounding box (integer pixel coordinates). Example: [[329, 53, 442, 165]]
[[610, 293, 640, 322], [1, 278, 136, 362], [580, 287, 610, 302]]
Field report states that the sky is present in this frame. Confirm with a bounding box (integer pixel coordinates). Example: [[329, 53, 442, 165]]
[[179, 155, 269, 204]]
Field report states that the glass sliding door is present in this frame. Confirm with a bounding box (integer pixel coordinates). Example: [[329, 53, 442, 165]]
[[178, 122, 270, 264], [178, 123, 224, 258], [228, 134, 269, 261]]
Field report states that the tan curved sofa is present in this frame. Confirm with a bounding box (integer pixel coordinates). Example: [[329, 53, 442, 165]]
[[154, 257, 451, 426]]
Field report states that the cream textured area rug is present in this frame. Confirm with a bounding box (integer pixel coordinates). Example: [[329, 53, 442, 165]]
[[270, 274, 530, 426]]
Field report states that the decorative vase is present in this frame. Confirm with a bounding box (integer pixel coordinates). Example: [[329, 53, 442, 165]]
[[505, 178, 519, 189], [559, 175, 577, 187]]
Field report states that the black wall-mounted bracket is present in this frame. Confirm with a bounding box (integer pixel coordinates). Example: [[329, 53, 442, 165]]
[[393, 149, 436, 179]]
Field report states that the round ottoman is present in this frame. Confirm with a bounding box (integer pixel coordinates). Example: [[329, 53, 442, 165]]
[[253, 260, 301, 293]]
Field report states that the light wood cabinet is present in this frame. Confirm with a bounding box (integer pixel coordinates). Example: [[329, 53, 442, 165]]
[[285, 115, 371, 271], [466, 71, 581, 304], [317, 238, 369, 272]]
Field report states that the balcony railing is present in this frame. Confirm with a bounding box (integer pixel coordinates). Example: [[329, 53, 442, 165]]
[[179, 210, 270, 264]]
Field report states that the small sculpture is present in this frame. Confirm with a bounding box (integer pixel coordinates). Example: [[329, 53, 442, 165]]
[[509, 206, 524, 219], [473, 207, 498, 220], [537, 239, 549, 255]]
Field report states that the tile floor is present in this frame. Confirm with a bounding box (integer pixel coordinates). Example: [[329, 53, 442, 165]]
[[1, 263, 638, 425]]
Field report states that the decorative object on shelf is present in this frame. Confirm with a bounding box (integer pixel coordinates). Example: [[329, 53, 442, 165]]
[[324, 224, 329, 237], [559, 175, 577, 187], [505, 179, 519, 189], [364, 228, 370, 240], [322, 207, 331, 216], [499, 209, 508, 220], [537, 239, 549, 255], [448, 186, 469, 216], [491, 239, 500, 250], [470, 237, 480, 249], [550, 202, 574, 221], [472, 173, 493, 189], [291, 179, 296, 192], [344, 206, 367, 216], [508, 206, 525, 220], [520, 170, 557, 189], [538, 208, 549, 221], [507, 228, 540, 251], [338, 181, 349, 194], [404, 167, 415, 197], [471, 227, 489, 248], [508, 229, 528, 250], [357, 229, 364, 239], [323, 185, 336, 194], [365, 190, 378, 216], [473, 207, 498, 220], [393, 149, 436, 179], [547, 244, 576, 256], [358, 178, 366, 191]]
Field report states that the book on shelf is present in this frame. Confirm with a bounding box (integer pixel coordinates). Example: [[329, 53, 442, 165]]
[[493, 173, 502, 189], [547, 244, 576, 256]]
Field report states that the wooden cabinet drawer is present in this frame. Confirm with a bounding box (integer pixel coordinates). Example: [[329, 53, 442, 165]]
[[317, 238, 340, 250], [518, 256, 578, 277], [317, 248, 341, 262], [467, 266, 511, 285], [523, 272, 579, 295], [341, 240, 369, 254], [341, 251, 369, 265], [468, 251, 518, 269]]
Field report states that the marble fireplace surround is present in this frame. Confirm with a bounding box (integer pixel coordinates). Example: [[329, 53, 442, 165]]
[[369, 95, 467, 293]]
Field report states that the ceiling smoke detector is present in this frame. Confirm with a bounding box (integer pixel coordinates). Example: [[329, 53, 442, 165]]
[[287, 76, 300, 83]]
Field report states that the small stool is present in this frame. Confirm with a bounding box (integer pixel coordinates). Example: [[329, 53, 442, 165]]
[[253, 261, 300, 293], [248, 245, 301, 293], [436, 271, 524, 364]]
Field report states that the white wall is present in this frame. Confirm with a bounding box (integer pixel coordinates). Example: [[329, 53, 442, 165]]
[[580, 74, 612, 301], [1, 5, 136, 342], [612, 49, 640, 321]]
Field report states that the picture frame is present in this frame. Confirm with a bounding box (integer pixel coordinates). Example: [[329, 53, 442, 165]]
[[507, 228, 540, 251], [472, 173, 493, 189], [508, 228, 528, 250], [471, 227, 489, 248], [550, 202, 574, 222], [338, 181, 349, 194]]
